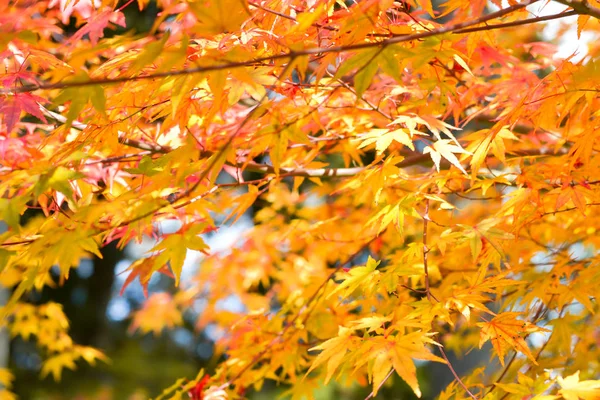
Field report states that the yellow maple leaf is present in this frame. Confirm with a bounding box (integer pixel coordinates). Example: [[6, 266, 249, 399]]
[[424, 139, 471, 175], [327, 256, 380, 299], [41, 352, 77, 381], [74, 345, 109, 366], [307, 326, 358, 383], [558, 371, 600, 400], [358, 128, 415, 154], [188, 0, 251, 36], [0, 369, 14, 389], [348, 315, 392, 333], [130, 292, 183, 335]]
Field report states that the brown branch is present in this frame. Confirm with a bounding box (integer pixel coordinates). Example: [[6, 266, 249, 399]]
[[36, 104, 423, 177], [84, 152, 152, 165], [539, 202, 600, 217], [111, 58, 300, 235], [35, 104, 574, 182], [248, 1, 297, 21], [4, 1, 539, 95], [454, 10, 577, 34], [554, 0, 600, 19], [524, 88, 600, 105], [33, 104, 577, 182], [243, 162, 365, 177], [39, 105, 173, 154]]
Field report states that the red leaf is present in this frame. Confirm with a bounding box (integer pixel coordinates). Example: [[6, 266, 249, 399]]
[[188, 374, 210, 400], [1, 70, 39, 87], [0, 93, 47, 132], [69, 9, 126, 46]]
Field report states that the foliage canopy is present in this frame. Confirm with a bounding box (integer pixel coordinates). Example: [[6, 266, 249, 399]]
[[1, 0, 600, 398]]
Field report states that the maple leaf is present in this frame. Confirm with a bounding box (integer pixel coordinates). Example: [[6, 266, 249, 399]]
[[151, 225, 211, 285], [366, 202, 405, 234], [129, 292, 183, 335], [4, 0, 600, 396], [327, 256, 381, 299], [307, 326, 358, 383], [477, 312, 548, 366], [558, 371, 600, 400], [1, 70, 39, 87], [467, 126, 519, 175], [348, 315, 392, 333], [48, 0, 99, 24], [0, 93, 47, 132], [0, 369, 14, 389], [354, 333, 445, 398], [423, 139, 471, 175], [41, 353, 77, 381], [188, 0, 251, 36], [188, 374, 210, 400], [73, 345, 108, 366], [358, 128, 415, 154], [119, 257, 175, 297], [26, 49, 75, 74], [69, 8, 126, 46], [225, 184, 260, 224]]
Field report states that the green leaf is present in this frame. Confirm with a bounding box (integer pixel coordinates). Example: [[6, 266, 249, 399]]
[[131, 31, 170, 73], [0, 199, 23, 231], [89, 85, 106, 115], [354, 53, 380, 98], [334, 48, 381, 81], [378, 46, 411, 83], [47, 167, 83, 200]]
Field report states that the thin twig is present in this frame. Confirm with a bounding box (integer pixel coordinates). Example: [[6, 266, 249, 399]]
[[438, 345, 479, 400], [454, 10, 577, 34], [364, 368, 395, 399]]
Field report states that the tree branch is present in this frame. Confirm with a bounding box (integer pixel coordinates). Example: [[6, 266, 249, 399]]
[[553, 0, 600, 19], [38, 105, 173, 154], [454, 9, 577, 34], [438, 345, 478, 400], [38, 104, 570, 179], [5, 0, 539, 95]]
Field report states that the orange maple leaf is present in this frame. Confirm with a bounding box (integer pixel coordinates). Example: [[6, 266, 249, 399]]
[[477, 312, 548, 366]]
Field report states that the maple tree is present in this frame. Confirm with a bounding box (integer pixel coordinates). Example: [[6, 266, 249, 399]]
[[1, 0, 600, 398]]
